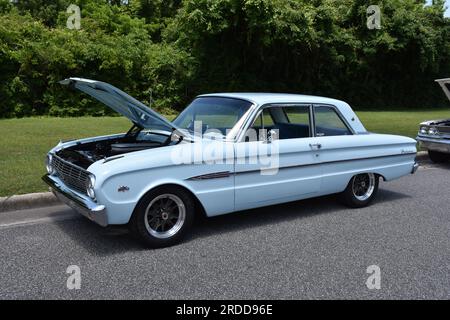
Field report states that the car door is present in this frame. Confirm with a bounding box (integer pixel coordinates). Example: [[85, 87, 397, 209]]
[[234, 104, 322, 211], [311, 104, 359, 195]]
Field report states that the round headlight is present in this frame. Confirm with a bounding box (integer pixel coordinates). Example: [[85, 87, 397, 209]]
[[46, 154, 54, 175], [86, 174, 96, 199], [428, 127, 438, 135], [419, 126, 428, 135]]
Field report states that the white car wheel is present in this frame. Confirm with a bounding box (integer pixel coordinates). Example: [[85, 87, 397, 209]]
[[130, 186, 194, 248], [340, 173, 379, 208]]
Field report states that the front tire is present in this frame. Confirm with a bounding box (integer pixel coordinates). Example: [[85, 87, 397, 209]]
[[129, 186, 194, 248], [428, 150, 449, 163], [339, 173, 379, 208]]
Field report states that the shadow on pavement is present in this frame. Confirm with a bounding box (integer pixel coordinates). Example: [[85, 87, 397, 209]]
[[186, 188, 411, 242], [55, 188, 410, 255]]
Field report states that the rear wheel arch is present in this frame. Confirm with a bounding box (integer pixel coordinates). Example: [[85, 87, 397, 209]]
[[343, 172, 384, 188], [374, 172, 386, 181], [339, 172, 380, 208]]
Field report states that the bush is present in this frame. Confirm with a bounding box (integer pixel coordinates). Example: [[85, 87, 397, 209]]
[[1, 0, 450, 119], [0, 3, 194, 117], [165, 0, 450, 108]]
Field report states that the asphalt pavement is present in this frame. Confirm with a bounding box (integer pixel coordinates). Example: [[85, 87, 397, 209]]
[[0, 159, 449, 299]]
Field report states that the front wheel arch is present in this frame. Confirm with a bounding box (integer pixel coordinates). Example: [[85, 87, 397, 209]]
[[129, 184, 200, 248], [131, 183, 207, 223]]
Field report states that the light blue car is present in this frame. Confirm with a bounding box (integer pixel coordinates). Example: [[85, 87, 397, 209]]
[[43, 78, 418, 248]]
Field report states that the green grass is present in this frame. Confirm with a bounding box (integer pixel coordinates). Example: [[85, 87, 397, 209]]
[[355, 110, 448, 137], [0, 117, 130, 197], [0, 109, 448, 197]]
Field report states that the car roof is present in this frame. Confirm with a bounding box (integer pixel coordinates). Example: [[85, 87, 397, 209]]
[[197, 92, 345, 106], [197, 92, 368, 134]]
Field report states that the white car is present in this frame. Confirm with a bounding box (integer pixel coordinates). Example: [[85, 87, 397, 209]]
[[43, 78, 418, 248], [417, 78, 450, 162]]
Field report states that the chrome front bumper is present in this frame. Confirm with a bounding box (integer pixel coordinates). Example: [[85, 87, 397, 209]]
[[416, 137, 450, 154], [42, 174, 108, 227]]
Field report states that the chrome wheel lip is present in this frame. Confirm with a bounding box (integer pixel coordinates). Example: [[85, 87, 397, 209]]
[[352, 173, 376, 201], [144, 194, 186, 239]]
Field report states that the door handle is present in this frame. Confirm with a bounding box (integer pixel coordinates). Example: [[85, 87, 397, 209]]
[[309, 143, 322, 150]]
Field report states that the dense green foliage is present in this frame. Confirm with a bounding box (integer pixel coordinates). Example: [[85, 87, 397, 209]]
[[1, 0, 450, 117]]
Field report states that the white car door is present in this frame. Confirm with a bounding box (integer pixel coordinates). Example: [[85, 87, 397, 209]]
[[234, 105, 322, 211], [311, 104, 362, 195]]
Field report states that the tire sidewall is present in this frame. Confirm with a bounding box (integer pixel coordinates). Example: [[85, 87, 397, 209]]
[[428, 150, 449, 163], [342, 174, 379, 208], [130, 186, 194, 248]]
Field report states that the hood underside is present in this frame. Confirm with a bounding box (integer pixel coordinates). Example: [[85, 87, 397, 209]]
[[60, 78, 178, 132], [436, 78, 450, 104]]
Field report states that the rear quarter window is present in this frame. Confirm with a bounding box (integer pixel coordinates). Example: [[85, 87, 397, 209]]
[[314, 106, 352, 136]]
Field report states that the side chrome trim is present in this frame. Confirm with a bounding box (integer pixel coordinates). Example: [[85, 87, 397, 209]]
[[42, 174, 108, 227], [234, 152, 417, 175], [103, 155, 124, 164], [187, 171, 231, 181]]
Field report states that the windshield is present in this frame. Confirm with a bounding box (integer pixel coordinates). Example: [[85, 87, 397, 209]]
[[173, 97, 253, 138]]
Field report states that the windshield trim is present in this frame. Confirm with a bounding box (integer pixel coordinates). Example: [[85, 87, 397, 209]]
[[172, 96, 256, 142]]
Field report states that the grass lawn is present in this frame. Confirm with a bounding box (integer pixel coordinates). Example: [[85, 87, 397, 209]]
[[355, 110, 448, 137], [0, 109, 448, 197]]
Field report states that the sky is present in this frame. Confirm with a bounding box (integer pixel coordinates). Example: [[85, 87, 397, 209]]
[[426, 0, 450, 17]]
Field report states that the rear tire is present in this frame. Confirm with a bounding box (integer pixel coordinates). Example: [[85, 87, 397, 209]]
[[129, 186, 195, 248], [428, 150, 449, 163], [339, 173, 379, 208]]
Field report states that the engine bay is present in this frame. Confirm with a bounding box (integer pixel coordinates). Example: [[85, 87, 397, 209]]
[[56, 128, 178, 169]]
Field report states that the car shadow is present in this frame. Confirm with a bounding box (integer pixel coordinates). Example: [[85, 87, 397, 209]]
[[55, 188, 411, 255], [185, 188, 411, 243], [419, 159, 450, 170], [54, 219, 144, 256]]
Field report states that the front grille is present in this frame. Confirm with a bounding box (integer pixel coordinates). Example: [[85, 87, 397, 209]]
[[437, 126, 450, 134], [52, 155, 89, 195]]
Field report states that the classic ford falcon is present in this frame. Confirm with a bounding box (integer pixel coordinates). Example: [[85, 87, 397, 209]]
[[416, 78, 450, 163], [43, 78, 418, 248]]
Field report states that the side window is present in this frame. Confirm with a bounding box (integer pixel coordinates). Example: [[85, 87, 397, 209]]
[[250, 108, 274, 130], [314, 106, 352, 137], [247, 105, 312, 141], [284, 106, 310, 126], [262, 108, 275, 128], [246, 109, 274, 142]]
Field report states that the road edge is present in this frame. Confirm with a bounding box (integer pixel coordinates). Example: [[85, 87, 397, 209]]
[[0, 192, 59, 213], [0, 151, 430, 213]]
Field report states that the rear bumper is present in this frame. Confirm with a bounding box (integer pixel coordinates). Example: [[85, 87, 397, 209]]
[[416, 137, 450, 154], [42, 174, 108, 227], [411, 162, 419, 174]]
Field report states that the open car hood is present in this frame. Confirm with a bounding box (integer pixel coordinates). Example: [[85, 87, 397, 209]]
[[436, 78, 450, 102], [60, 78, 178, 132]]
